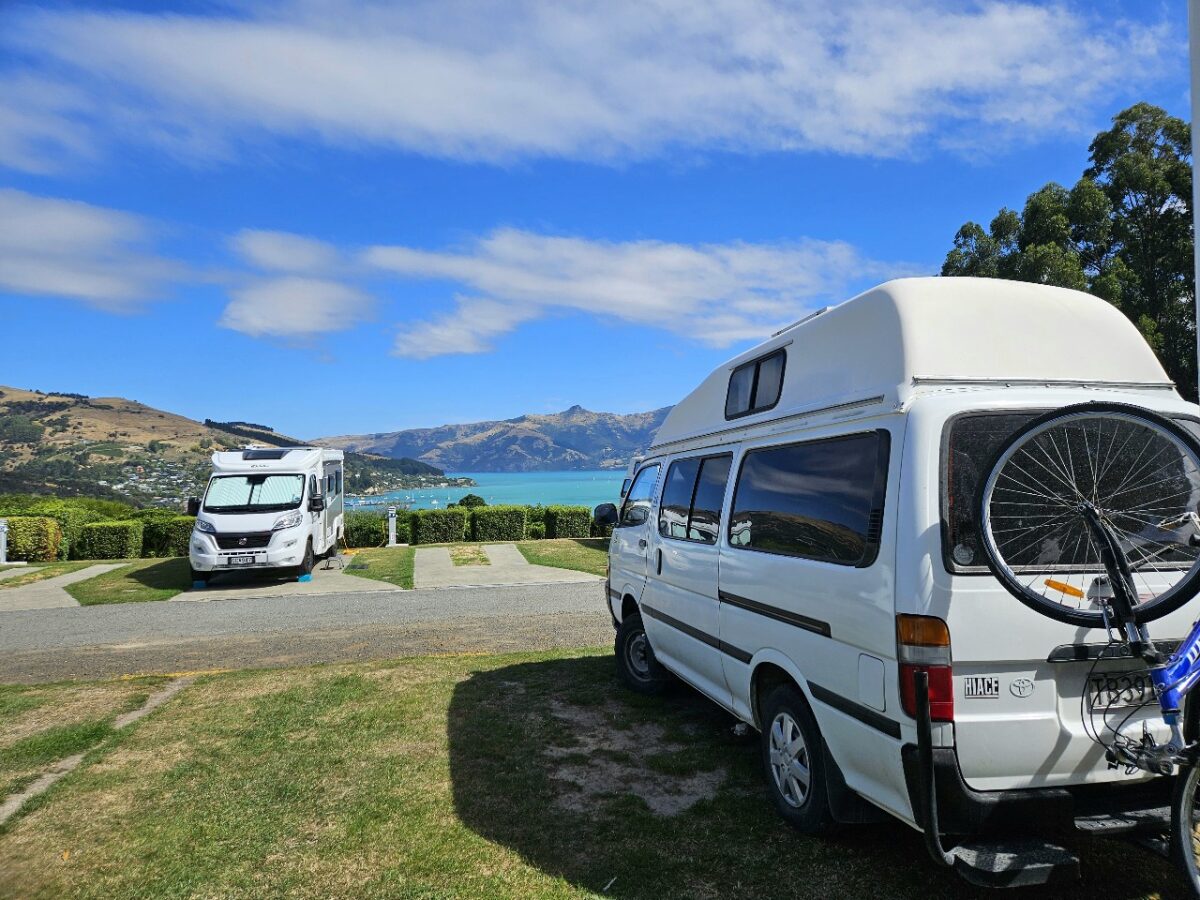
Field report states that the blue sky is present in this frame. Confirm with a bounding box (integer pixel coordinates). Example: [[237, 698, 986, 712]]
[[0, 0, 1190, 438]]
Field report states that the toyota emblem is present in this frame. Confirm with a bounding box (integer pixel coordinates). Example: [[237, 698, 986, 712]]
[[238, 537, 248, 547], [1010, 678, 1035, 699]]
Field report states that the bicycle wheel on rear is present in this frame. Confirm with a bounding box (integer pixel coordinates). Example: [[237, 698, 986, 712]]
[[976, 402, 1200, 627]]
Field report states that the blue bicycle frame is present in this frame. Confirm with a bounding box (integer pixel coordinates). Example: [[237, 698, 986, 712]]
[[1151, 615, 1200, 726]]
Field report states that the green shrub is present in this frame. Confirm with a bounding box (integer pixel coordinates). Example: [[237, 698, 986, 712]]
[[142, 516, 195, 557], [3, 517, 62, 562], [455, 493, 488, 508], [590, 520, 614, 539], [77, 520, 143, 560], [470, 505, 527, 542], [25, 502, 102, 560], [410, 508, 467, 544], [344, 510, 387, 548], [526, 522, 546, 540], [546, 505, 591, 539]]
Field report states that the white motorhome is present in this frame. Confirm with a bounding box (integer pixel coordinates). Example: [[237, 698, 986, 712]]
[[596, 277, 1198, 886], [188, 446, 344, 583]]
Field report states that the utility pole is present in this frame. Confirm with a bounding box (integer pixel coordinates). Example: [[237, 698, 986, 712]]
[[1192, 0, 1200, 400]]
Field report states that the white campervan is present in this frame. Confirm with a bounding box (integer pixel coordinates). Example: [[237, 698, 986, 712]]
[[595, 277, 1199, 887], [188, 446, 345, 583]]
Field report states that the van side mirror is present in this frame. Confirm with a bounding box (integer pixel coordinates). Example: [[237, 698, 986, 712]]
[[594, 503, 618, 526], [309, 496, 326, 512], [186, 497, 200, 516]]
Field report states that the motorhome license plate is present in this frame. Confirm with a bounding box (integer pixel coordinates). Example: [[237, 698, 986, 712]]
[[1088, 673, 1154, 710], [227, 556, 255, 566]]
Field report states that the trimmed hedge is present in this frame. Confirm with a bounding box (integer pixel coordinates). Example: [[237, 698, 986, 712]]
[[526, 522, 546, 540], [77, 520, 144, 560], [28, 503, 100, 560], [470, 505, 527, 542], [410, 508, 467, 545], [345, 510, 387, 548], [4, 516, 62, 562], [142, 516, 195, 557], [546, 505, 591, 539]]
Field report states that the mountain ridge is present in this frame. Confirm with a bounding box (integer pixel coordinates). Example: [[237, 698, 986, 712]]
[[318, 405, 673, 472]]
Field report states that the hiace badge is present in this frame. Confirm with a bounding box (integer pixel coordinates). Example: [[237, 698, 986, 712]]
[[964, 676, 1000, 699]]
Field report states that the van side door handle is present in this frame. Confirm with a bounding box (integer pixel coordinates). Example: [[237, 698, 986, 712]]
[[638, 538, 648, 549], [656, 549, 663, 574]]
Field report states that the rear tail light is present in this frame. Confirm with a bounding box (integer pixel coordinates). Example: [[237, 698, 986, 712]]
[[897, 614, 953, 722]]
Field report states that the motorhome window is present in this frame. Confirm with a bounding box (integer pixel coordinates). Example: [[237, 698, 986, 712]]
[[659, 458, 702, 539], [729, 432, 887, 565], [203, 474, 305, 513], [942, 412, 1200, 573], [336, 470, 343, 496], [725, 349, 786, 419], [620, 464, 660, 527], [688, 455, 732, 544]]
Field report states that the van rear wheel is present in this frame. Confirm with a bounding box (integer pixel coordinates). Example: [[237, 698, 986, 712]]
[[760, 684, 832, 834], [615, 613, 667, 695]]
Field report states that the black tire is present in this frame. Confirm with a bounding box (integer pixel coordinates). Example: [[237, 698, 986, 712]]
[[189, 566, 210, 585], [1172, 757, 1200, 897], [614, 613, 668, 695], [297, 540, 314, 578], [976, 402, 1200, 627], [760, 684, 832, 834]]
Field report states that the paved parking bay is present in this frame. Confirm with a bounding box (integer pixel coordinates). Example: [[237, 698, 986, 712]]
[[177, 560, 389, 601], [414, 543, 600, 589], [0, 564, 127, 612]]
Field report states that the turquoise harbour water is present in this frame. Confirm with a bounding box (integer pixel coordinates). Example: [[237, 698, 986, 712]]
[[350, 470, 626, 512]]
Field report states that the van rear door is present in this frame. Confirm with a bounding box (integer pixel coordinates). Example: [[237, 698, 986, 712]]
[[931, 407, 1194, 791]]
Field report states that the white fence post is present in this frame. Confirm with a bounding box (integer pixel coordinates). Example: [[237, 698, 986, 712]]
[[0, 519, 7, 565], [387, 506, 397, 547]]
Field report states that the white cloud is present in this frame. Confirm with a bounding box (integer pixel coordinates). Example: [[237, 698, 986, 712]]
[[1, 1, 1171, 168], [232, 230, 340, 273], [368, 229, 907, 357], [0, 189, 179, 308], [220, 276, 373, 337]]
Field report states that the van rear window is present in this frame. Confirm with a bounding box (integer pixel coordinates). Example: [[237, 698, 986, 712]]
[[943, 411, 1200, 573], [942, 413, 1036, 572]]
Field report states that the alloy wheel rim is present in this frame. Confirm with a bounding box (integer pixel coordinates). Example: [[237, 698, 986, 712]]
[[769, 712, 810, 808]]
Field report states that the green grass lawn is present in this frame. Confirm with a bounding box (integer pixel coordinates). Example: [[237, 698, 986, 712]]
[[516, 537, 608, 576], [0, 649, 1180, 899], [64, 558, 191, 606], [343, 546, 416, 589], [0, 561, 95, 589], [0, 677, 166, 800]]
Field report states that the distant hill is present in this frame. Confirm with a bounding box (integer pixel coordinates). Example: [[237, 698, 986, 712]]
[[319, 405, 673, 472], [0, 386, 455, 505]]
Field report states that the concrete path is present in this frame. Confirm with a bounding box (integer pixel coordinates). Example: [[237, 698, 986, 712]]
[[177, 558, 392, 602], [414, 543, 600, 589], [0, 567, 40, 582], [0, 564, 126, 613], [0, 581, 608, 683]]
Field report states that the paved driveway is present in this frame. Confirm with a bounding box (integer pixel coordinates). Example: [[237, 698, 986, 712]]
[[0, 580, 609, 683], [414, 543, 599, 588], [0, 564, 126, 612]]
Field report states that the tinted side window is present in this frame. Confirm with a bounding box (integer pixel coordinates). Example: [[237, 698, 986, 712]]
[[620, 464, 660, 527], [729, 431, 888, 565], [689, 455, 732, 544], [659, 457, 701, 539], [725, 349, 787, 419]]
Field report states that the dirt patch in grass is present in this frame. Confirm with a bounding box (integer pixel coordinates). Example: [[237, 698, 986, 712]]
[[544, 699, 725, 816], [449, 545, 490, 566]]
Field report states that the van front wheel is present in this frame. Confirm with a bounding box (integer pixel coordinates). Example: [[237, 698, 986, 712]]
[[760, 684, 832, 834], [297, 540, 314, 578], [615, 613, 667, 695]]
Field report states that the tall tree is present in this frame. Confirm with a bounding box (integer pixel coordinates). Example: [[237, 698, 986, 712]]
[[942, 103, 1195, 398]]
